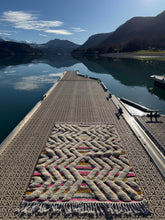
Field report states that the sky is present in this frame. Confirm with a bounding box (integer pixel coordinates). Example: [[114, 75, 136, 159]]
[[0, 0, 165, 45]]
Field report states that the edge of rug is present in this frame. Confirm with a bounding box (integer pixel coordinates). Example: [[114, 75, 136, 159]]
[[15, 200, 150, 218]]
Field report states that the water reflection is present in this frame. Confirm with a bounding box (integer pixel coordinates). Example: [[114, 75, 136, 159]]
[[14, 74, 63, 91], [0, 54, 79, 70], [74, 56, 165, 101], [0, 54, 165, 144], [0, 54, 78, 144], [0, 54, 78, 92], [35, 54, 79, 68], [0, 54, 39, 70]]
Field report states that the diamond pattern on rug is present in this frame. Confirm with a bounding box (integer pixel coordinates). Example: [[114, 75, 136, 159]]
[[16, 124, 149, 217]]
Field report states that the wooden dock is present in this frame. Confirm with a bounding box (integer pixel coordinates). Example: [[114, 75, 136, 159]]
[[0, 71, 164, 219]]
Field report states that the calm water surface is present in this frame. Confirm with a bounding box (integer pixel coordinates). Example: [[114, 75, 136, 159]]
[[0, 55, 165, 144]]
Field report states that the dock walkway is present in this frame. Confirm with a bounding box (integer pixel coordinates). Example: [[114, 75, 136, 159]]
[[0, 71, 164, 219]]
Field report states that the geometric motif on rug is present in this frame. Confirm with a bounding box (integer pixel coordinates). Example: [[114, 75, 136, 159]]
[[16, 124, 150, 218]]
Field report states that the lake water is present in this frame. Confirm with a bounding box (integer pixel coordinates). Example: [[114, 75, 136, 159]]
[[0, 55, 165, 144]]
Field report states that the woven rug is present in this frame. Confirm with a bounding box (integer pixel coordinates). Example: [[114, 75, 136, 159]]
[[16, 124, 149, 218]]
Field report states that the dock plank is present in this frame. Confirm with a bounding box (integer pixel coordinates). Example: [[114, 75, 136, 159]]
[[0, 71, 164, 219]]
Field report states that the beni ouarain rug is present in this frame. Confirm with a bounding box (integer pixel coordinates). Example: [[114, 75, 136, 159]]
[[16, 124, 149, 218]]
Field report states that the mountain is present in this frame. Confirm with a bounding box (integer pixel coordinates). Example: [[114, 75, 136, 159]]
[[72, 11, 165, 55], [0, 36, 20, 42], [0, 36, 10, 42], [32, 39, 80, 56], [0, 41, 43, 58], [45, 39, 79, 49], [0, 37, 5, 42], [77, 33, 112, 50], [0, 38, 79, 58], [100, 10, 165, 49]]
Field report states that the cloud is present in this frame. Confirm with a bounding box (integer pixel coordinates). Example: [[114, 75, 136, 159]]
[[1, 11, 63, 31], [14, 80, 39, 90], [49, 73, 63, 77], [0, 32, 11, 36], [42, 70, 51, 73], [39, 33, 48, 37], [14, 75, 54, 91], [45, 29, 72, 35], [1, 11, 73, 36], [14, 73, 62, 91], [4, 70, 16, 74], [72, 27, 87, 32]]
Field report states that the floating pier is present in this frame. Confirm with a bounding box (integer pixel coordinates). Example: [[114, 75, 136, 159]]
[[0, 71, 164, 219]]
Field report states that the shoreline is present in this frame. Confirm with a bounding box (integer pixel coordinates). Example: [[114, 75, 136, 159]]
[[101, 52, 165, 59]]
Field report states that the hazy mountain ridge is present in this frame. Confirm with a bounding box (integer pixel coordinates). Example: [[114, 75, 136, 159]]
[[0, 38, 80, 58], [72, 10, 165, 55], [31, 39, 80, 56], [0, 41, 43, 58], [0, 37, 5, 42]]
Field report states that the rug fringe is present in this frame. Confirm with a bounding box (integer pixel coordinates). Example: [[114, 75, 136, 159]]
[[15, 200, 150, 218]]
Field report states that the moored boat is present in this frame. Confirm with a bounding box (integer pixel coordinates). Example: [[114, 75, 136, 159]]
[[150, 74, 165, 88]]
